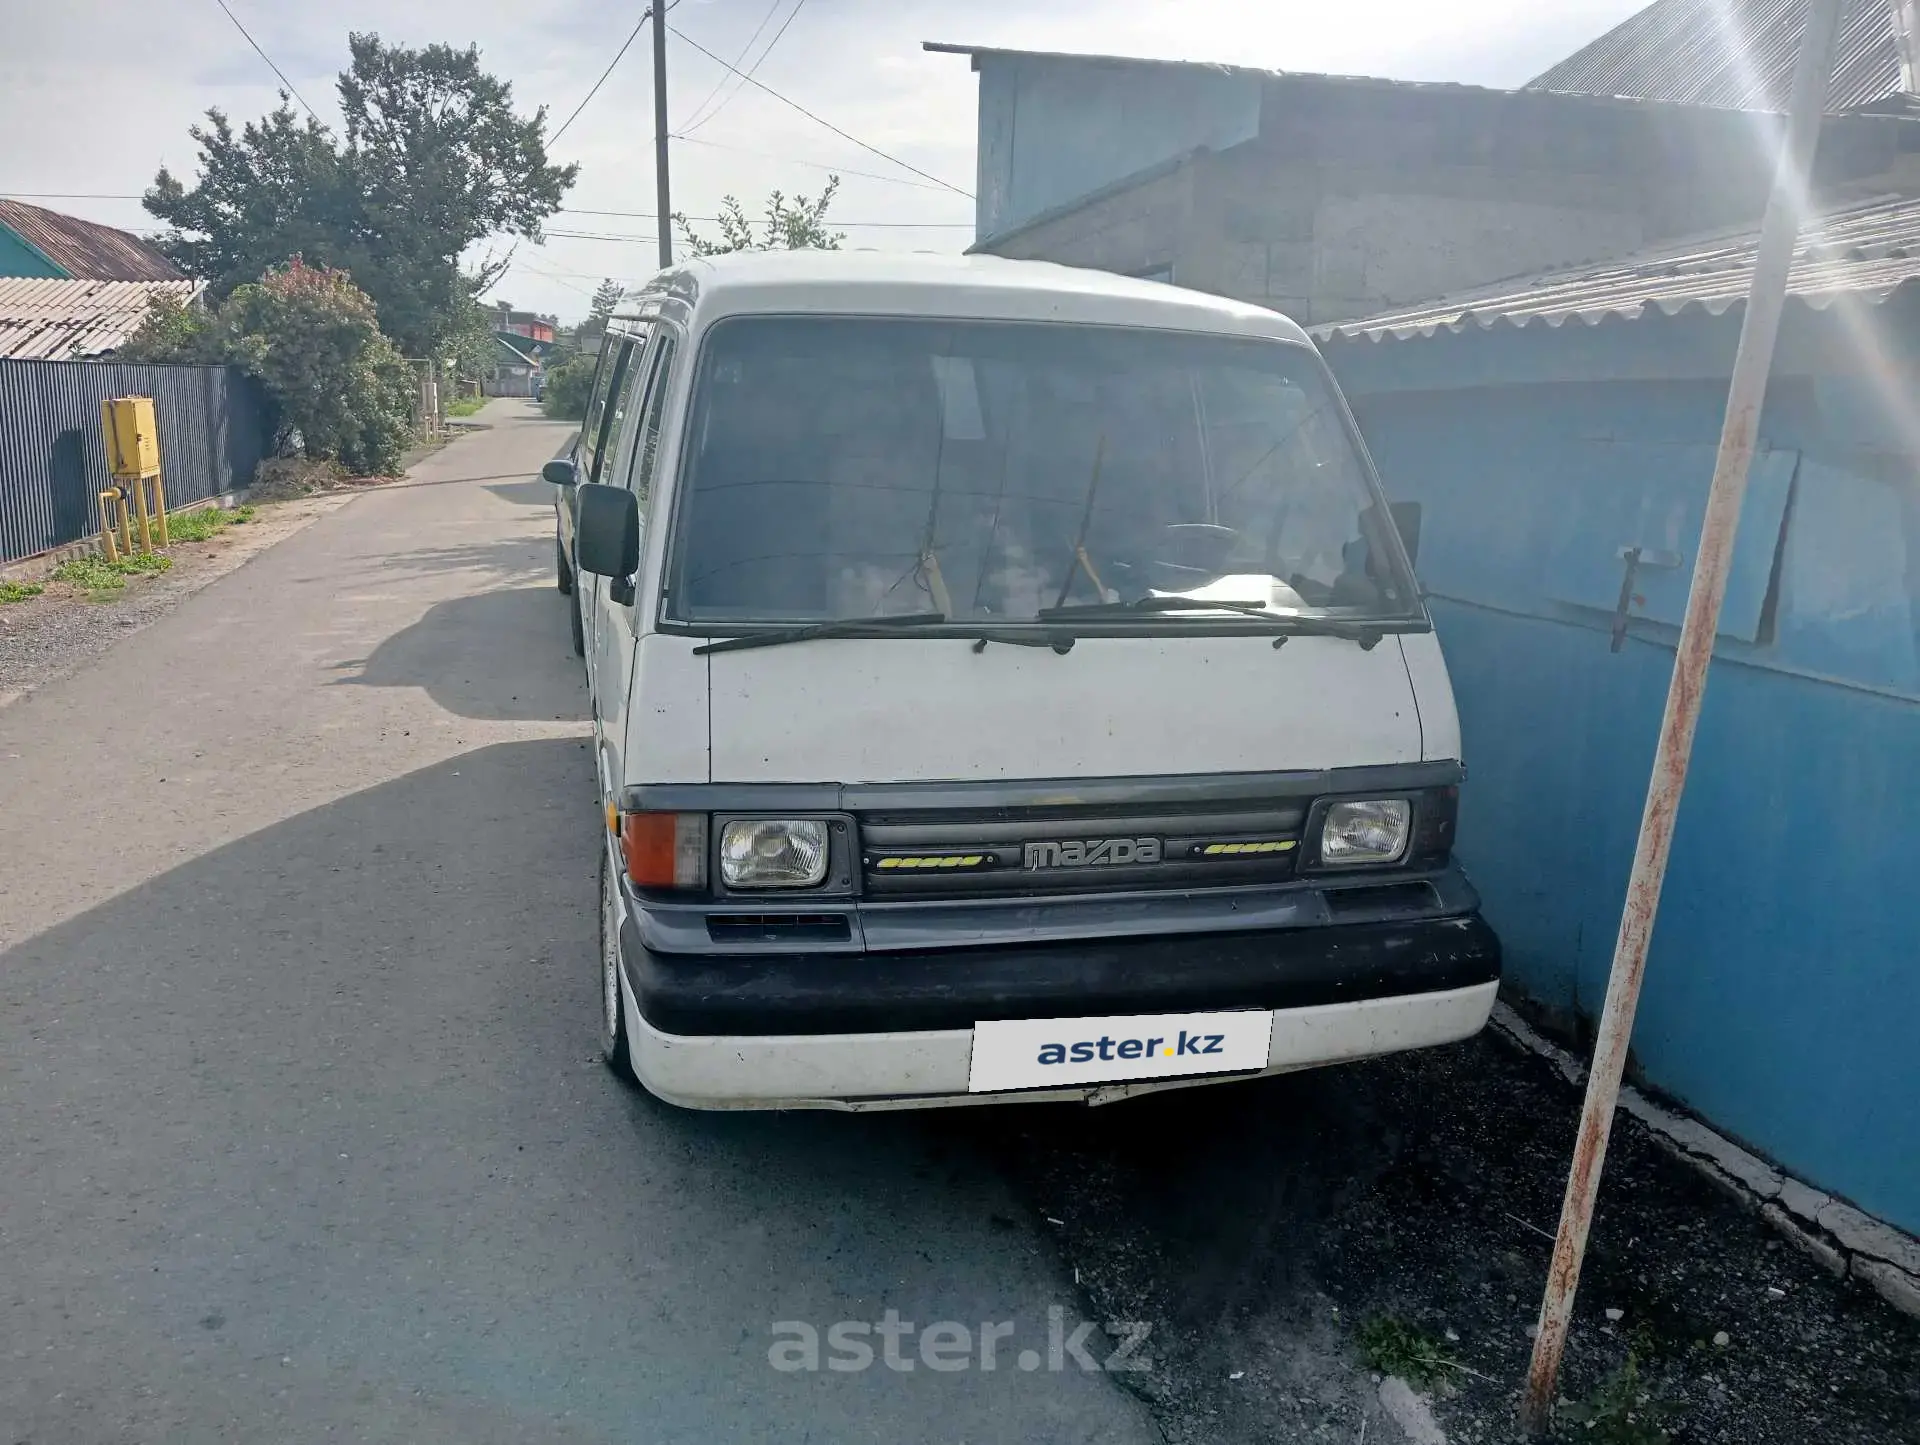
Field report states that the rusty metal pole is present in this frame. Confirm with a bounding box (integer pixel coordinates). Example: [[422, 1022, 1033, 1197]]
[[1516, 0, 1845, 1433]]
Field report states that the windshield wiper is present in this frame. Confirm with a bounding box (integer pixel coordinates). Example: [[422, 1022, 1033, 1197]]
[[692, 611, 947, 656], [971, 628, 1075, 654], [1035, 595, 1386, 648]]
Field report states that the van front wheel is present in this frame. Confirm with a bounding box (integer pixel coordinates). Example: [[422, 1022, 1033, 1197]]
[[599, 850, 637, 1084]]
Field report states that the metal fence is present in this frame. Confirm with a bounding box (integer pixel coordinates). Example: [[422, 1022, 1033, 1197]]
[[0, 359, 271, 564]]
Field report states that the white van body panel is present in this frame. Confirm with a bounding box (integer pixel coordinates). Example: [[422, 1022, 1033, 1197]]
[[670, 251, 1316, 343], [621, 633, 709, 784], [1396, 631, 1462, 763], [705, 633, 1421, 783]]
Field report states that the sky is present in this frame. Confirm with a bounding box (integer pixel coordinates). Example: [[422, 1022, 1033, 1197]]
[[0, 0, 1648, 322]]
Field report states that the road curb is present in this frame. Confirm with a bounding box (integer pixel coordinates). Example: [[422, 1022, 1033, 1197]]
[[1488, 1002, 1920, 1319]]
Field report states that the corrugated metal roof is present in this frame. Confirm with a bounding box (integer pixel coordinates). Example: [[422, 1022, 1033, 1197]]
[[1319, 193, 1920, 343], [0, 199, 184, 283], [925, 40, 1828, 114], [1526, 0, 1908, 111], [0, 278, 202, 360]]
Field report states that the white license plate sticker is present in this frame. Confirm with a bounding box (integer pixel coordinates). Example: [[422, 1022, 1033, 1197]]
[[968, 1009, 1274, 1093]]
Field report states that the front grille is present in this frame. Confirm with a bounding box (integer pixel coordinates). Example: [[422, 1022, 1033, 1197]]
[[859, 798, 1309, 900]]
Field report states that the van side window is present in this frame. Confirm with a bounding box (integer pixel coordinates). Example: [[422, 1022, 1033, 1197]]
[[624, 337, 678, 505], [584, 332, 646, 483], [596, 339, 647, 488], [578, 336, 621, 479]]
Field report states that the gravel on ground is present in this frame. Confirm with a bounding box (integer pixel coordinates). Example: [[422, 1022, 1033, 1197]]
[[966, 1026, 1920, 1444]]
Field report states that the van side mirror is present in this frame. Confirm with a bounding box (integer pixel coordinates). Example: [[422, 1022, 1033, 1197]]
[[1389, 501, 1422, 568], [576, 483, 639, 583], [541, 458, 577, 485]]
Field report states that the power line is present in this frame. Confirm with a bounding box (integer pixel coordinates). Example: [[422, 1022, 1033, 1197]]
[[559, 207, 970, 228], [546, 229, 663, 243], [501, 255, 601, 298], [0, 191, 145, 201], [675, 0, 784, 134], [669, 135, 961, 193], [546, 224, 971, 245], [551, 0, 682, 146], [210, 0, 316, 117], [668, 24, 970, 198], [680, 0, 810, 137]]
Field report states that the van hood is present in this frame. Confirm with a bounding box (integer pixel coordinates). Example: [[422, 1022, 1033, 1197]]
[[704, 633, 1425, 783]]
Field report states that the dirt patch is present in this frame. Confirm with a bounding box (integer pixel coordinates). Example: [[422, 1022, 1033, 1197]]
[[0, 495, 351, 709], [966, 1031, 1920, 1444]]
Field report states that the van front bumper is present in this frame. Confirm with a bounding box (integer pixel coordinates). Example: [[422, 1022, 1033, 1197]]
[[618, 911, 1500, 1110]]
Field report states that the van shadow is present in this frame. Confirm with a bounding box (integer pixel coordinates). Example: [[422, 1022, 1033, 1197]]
[[484, 477, 556, 508], [331, 584, 586, 722], [0, 739, 1139, 1444]]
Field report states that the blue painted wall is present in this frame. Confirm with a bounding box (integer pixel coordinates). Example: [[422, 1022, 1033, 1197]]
[[972, 54, 1259, 242], [1328, 313, 1920, 1232], [0, 227, 65, 278]]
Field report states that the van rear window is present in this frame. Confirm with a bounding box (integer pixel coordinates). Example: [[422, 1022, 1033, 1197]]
[[665, 316, 1414, 625]]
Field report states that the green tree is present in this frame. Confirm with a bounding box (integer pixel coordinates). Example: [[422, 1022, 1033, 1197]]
[[440, 301, 503, 389], [674, 177, 845, 257], [144, 33, 576, 357], [589, 278, 624, 320], [572, 277, 623, 356], [121, 259, 416, 475]]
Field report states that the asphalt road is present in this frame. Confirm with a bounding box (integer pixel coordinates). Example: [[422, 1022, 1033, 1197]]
[[0, 403, 1162, 1444]]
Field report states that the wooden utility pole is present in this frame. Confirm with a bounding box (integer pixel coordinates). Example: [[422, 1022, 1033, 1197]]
[[653, 5, 673, 270]]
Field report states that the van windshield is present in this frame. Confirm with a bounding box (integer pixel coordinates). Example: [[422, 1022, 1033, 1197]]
[[665, 316, 1416, 626]]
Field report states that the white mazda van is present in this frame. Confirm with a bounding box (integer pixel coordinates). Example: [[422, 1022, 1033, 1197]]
[[544, 251, 1499, 1111]]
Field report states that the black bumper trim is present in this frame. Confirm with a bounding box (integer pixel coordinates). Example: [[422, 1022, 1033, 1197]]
[[621, 913, 1500, 1037]]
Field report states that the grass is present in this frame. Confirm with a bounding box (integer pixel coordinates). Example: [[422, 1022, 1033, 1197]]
[[1559, 1354, 1675, 1444], [446, 392, 488, 418], [0, 580, 45, 604], [164, 503, 255, 543], [1355, 1314, 1460, 1390], [51, 550, 173, 596]]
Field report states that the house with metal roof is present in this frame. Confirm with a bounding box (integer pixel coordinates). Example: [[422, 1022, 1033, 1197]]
[[1317, 192, 1920, 1237], [929, 42, 1920, 325], [1527, 0, 1917, 112], [0, 200, 195, 359], [0, 199, 183, 283], [0, 277, 202, 361]]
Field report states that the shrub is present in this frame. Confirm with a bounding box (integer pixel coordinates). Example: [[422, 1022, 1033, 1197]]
[[117, 294, 221, 364], [120, 259, 416, 476], [221, 260, 416, 474], [542, 354, 597, 421]]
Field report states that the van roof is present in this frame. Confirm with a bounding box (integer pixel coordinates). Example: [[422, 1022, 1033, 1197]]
[[621, 250, 1312, 344]]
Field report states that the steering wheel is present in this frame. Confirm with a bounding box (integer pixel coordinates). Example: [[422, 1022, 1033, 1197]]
[[1143, 522, 1243, 591]]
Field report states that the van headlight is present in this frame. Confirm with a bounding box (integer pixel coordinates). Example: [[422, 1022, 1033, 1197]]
[[719, 819, 830, 888], [1318, 799, 1411, 865]]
